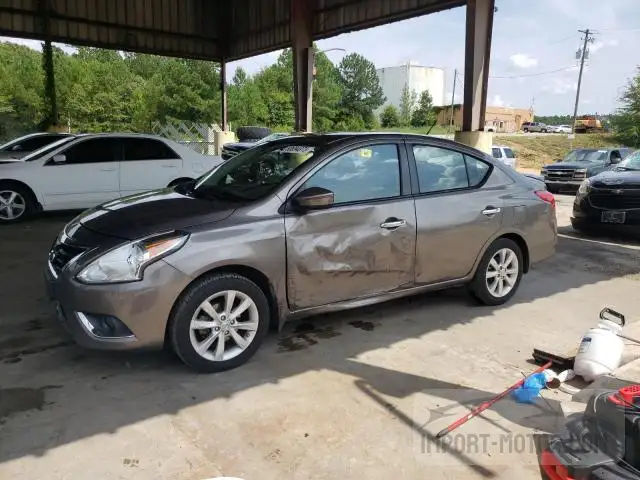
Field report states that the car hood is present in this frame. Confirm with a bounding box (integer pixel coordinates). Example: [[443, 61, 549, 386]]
[[76, 188, 237, 240], [591, 171, 640, 188], [223, 142, 255, 150], [0, 153, 25, 163]]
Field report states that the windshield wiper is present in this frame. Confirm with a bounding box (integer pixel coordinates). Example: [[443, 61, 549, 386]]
[[614, 166, 639, 171]]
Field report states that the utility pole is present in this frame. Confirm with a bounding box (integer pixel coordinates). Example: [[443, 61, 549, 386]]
[[450, 69, 457, 132], [571, 29, 594, 134]]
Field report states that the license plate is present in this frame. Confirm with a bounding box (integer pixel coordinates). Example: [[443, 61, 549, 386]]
[[601, 211, 626, 224]]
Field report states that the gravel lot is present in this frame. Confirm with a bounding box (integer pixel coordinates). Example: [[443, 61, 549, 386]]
[[1, 196, 639, 480]]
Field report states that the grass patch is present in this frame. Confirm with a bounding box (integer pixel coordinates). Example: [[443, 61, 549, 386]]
[[499, 134, 622, 170]]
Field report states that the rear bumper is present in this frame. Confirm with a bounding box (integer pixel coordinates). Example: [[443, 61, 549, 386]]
[[572, 196, 640, 234]]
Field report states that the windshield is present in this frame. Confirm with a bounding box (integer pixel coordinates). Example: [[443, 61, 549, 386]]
[[562, 149, 607, 163], [22, 136, 76, 161], [193, 141, 317, 201], [616, 150, 640, 171]]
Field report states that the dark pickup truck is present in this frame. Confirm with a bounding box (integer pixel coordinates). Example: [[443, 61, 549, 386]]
[[541, 148, 633, 193]]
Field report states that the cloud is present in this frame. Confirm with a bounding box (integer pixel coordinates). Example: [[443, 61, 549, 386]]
[[491, 94, 506, 107], [509, 53, 538, 69], [543, 78, 578, 95], [589, 38, 618, 54]]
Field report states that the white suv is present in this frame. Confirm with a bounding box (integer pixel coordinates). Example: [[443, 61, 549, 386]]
[[491, 145, 517, 169], [0, 133, 222, 223]]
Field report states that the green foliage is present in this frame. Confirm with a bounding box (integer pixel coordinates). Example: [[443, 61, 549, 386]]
[[337, 53, 385, 129], [610, 68, 640, 148], [380, 105, 400, 128], [534, 115, 573, 125], [0, 43, 387, 139], [411, 90, 436, 127], [399, 84, 417, 127]]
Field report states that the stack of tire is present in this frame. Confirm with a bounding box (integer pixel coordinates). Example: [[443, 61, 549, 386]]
[[236, 126, 272, 143]]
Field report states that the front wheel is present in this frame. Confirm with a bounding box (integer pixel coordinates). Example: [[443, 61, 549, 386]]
[[169, 273, 270, 372], [468, 238, 524, 306]]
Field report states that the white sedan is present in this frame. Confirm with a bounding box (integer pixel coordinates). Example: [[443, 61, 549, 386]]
[[0, 133, 223, 223]]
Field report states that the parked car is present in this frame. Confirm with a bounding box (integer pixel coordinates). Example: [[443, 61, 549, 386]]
[[522, 122, 548, 133], [571, 150, 640, 233], [46, 133, 557, 372], [547, 125, 572, 134], [540, 148, 633, 193], [491, 145, 517, 169], [0, 133, 222, 223], [0, 132, 71, 160], [221, 133, 290, 160]]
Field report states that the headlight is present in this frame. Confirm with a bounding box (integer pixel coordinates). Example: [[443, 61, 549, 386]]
[[574, 168, 588, 173], [578, 179, 591, 195], [76, 232, 189, 284]]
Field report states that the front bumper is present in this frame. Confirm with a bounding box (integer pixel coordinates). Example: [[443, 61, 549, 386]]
[[572, 195, 640, 234], [544, 179, 584, 190], [45, 259, 192, 351]]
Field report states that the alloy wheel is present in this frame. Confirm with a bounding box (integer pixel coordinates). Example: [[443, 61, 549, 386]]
[[189, 290, 260, 362], [0, 190, 26, 221], [485, 248, 519, 298]]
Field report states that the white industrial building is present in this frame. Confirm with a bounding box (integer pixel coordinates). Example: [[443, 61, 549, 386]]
[[376, 62, 446, 112]]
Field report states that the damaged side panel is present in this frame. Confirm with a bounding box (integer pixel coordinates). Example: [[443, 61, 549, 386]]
[[285, 200, 417, 310]]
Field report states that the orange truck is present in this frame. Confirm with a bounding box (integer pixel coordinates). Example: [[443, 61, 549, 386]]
[[574, 115, 603, 133]]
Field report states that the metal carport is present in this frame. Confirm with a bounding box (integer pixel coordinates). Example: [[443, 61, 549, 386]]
[[0, 0, 495, 147]]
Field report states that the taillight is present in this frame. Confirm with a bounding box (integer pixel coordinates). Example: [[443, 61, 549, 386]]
[[535, 190, 556, 209]]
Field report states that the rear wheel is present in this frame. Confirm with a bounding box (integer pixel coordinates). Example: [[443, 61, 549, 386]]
[[523, 128, 529, 133], [0, 183, 36, 224], [469, 238, 524, 306], [169, 273, 270, 373]]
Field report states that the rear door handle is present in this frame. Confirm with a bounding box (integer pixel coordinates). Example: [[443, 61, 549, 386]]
[[482, 207, 501, 216], [162, 164, 177, 168], [380, 219, 406, 230], [99, 167, 116, 171]]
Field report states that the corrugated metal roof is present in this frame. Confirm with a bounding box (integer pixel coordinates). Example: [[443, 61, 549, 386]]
[[0, 0, 464, 61]]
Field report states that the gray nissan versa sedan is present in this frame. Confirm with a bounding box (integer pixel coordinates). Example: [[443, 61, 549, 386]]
[[46, 133, 557, 372]]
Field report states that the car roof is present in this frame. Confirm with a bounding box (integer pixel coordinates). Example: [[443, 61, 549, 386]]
[[73, 132, 170, 141]]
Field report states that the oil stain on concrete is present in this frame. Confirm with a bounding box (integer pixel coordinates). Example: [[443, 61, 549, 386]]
[[0, 387, 46, 419], [277, 322, 342, 353]]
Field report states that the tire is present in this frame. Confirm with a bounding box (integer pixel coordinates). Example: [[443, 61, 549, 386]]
[[468, 238, 524, 306], [523, 128, 529, 133], [542, 129, 547, 133], [236, 126, 272, 142], [169, 273, 270, 373], [0, 182, 37, 224]]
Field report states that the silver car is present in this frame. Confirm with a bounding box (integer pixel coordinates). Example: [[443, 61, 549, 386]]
[[46, 133, 557, 372]]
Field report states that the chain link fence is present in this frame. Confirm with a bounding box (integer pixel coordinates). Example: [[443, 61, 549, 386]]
[[151, 120, 222, 155]]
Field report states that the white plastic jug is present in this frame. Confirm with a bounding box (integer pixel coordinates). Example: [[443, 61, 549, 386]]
[[574, 308, 625, 382]]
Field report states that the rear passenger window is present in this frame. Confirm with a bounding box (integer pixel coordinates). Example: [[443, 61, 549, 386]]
[[123, 138, 179, 161], [492, 148, 501, 158], [412, 145, 491, 193], [504, 148, 515, 159]]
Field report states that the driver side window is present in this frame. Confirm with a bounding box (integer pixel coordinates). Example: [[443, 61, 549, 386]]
[[301, 144, 401, 204]]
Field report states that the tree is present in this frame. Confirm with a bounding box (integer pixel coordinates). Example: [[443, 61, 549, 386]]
[[411, 90, 436, 127], [337, 53, 385, 129], [399, 84, 417, 126], [380, 105, 400, 128], [610, 68, 640, 147]]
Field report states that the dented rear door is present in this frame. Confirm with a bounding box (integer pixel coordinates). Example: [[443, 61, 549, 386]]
[[285, 142, 416, 310]]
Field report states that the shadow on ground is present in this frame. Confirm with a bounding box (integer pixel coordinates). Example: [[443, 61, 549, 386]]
[[0, 212, 639, 469]]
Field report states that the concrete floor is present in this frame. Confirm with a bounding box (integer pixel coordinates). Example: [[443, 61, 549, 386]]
[[1, 196, 640, 480]]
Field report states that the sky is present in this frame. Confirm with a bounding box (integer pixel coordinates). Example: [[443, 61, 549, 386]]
[[2, 0, 640, 116]]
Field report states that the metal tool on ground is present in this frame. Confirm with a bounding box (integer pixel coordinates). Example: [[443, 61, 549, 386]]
[[435, 361, 552, 439]]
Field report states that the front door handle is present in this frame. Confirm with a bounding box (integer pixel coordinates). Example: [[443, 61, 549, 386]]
[[162, 164, 177, 168], [99, 167, 116, 171], [380, 219, 406, 230], [482, 207, 501, 216]]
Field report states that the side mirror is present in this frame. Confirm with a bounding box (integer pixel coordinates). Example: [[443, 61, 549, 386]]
[[11, 144, 22, 152], [555, 159, 563, 163], [292, 187, 334, 210], [51, 154, 66, 164]]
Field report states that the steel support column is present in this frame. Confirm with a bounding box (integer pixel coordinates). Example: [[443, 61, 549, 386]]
[[462, 0, 495, 132], [291, 0, 314, 132], [220, 60, 228, 131]]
